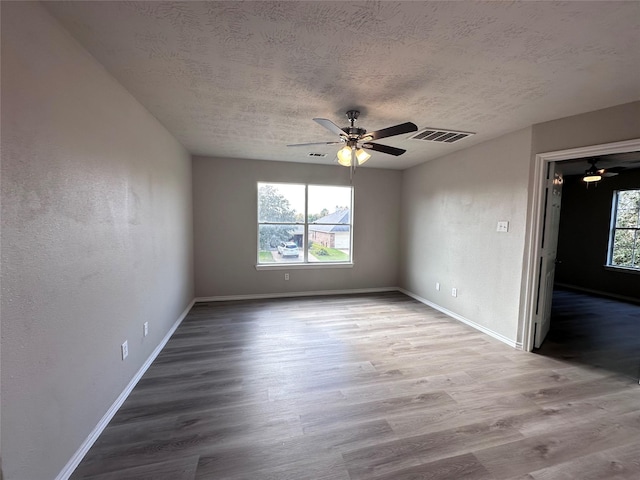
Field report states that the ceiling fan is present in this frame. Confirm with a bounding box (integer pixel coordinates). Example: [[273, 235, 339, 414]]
[[583, 158, 626, 185], [287, 110, 418, 168]]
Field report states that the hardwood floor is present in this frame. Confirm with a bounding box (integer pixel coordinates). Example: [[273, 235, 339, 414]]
[[71, 292, 640, 479], [536, 288, 640, 381]]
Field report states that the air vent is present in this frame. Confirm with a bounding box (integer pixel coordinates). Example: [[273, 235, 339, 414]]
[[308, 152, 327, 157], [410, 128, 475, 144]]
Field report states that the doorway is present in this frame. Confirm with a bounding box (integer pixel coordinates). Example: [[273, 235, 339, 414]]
[[521, 138, 640, 353], [536, 288, 640, 380]]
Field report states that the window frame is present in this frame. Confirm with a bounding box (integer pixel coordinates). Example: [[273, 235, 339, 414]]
[[256, 182, 354, 269], [607, 188, 640, 272]]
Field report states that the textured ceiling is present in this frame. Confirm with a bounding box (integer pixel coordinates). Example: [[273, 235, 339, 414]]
[[44, 1, 640, 169]]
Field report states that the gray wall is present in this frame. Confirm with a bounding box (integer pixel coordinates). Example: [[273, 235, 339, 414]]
[[525, 101, 640, 311], [1, 3, 194, 480], [530, 101, 640, 156], [555, 170, 640, 300], [193, 156, 402, 297], [399, 102, 640, 346], [399, 128, 533, 342]]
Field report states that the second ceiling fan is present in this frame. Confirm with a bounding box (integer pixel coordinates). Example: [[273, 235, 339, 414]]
[[583, 158, 628, 185], [288, 110, 418, 167]]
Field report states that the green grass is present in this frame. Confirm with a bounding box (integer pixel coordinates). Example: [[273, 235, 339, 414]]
[[309, 245, 349, 262], [259, 251, 275, 262]]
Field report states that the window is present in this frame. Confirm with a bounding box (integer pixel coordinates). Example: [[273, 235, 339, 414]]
[[257, 183, 353, 265], [608, 189, 640, 270]]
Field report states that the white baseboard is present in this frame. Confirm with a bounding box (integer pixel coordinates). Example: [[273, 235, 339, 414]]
[[195, 286, 398, 303], [56, 286, 523, 479], [555, 283, 640, 305], [56, 298, 196, 480], [398, 288, 521, 349]]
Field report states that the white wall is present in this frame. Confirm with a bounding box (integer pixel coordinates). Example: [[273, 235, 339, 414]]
[[1, 3, 193, 479], [399, 128, 533, 343], [193, 156, 402, 297]]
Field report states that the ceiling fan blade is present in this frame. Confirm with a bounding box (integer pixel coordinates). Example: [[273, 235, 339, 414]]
[[366, 122, 418, 141], [313, 118, 348, 137], [287, 141, 343, 147], [602, 167, 624, 177], [362, 142, 407, 156]]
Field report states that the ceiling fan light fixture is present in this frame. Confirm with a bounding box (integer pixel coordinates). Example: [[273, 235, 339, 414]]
[[583, 174, 602, 183], [583, 162, 602, 184], [337, 145, 353, 166], [355, 148, 371, 165], [337, 146, 371, 167]]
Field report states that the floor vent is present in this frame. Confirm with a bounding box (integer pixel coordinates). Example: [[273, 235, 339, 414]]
[[410, 128, 475, 144]]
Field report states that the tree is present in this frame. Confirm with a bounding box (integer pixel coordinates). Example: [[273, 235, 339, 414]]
[[308, 208, 330, 223], [258, 185, 298, 249]]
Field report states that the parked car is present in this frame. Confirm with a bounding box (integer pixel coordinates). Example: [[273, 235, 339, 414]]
[[277, 241, 299, 258]]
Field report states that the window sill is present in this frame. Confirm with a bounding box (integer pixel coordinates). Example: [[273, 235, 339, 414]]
[[604, 265, 640, 275], [255, 263, 354, 271]]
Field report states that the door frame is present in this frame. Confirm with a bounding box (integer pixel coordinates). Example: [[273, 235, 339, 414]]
[[521, 138, 640, 352]]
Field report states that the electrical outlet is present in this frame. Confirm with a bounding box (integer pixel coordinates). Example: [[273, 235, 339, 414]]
[[436, 282, 440, 291], [497, 221, 509, 233], [143, 322, 149, 337], [284, 273, 289, 281], [121, 341, 128, 360], [451, 288, 457, 297]]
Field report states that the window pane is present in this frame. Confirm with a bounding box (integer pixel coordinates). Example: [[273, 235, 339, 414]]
[[258, 225, 304, 264], [617, 190, 640, 211], [615, 190, 639, 228], [308, 186, 352, 224], [609, 189, 640, 270], [256, 182, 353, 266], [258, 183, 305, 223], [616, 210, 638, 228], [611, 229, 635, 267], [308, 225, 351, 263]]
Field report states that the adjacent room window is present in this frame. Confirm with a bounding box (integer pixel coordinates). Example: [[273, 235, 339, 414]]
[[608, 189, 640, 270], [257, 183, 353, 265]]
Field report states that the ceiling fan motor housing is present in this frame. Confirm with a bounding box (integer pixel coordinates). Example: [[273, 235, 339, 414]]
[[287, 109, 417, 158], [343, 127, 367, 138], [343, 110, 367, 138]]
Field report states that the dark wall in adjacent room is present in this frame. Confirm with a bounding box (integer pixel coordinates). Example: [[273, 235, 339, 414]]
[[555, 168, 640, 301]]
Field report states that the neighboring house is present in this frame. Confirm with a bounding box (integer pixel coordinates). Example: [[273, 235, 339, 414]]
[[309, 209, 350, 249]]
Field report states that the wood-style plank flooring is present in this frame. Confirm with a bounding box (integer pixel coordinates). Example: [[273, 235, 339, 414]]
[[71, 292, 640, 479], [536, 288, 640, 381]]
